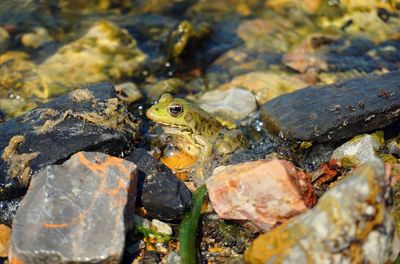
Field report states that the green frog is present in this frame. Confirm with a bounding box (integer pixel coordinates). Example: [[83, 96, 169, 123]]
[[146, 94, 248, 162]]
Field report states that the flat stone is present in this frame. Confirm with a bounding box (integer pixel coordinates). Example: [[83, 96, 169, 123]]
[[9, 151, 137, 264], [0, 82, 139, 202], [261, 71, 400, 142], [245, 161, 400, 264], [206, 159, 314, 231], [125, 148, 192, 221]]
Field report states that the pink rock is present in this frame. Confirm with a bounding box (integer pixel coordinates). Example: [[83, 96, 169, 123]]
[[206, 159, 311, 231]]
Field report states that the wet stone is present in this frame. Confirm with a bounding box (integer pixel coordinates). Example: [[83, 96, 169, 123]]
[[206, 159, 313, 231], [261, 71, 400, 143], [245, 161, 400, 264], [125, 148, 192, 221], [9, 151, 138, 264], [0, 82, 139, 203]]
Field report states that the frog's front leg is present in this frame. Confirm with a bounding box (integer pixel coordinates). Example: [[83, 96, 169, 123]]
[[194, 135, 213, 162]]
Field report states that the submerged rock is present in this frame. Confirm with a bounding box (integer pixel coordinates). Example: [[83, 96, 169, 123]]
[[126, 148, 192, 221], [0, 83, 139, 203], [198, 88, 257, 120], [206, 159, 315, 231], [219, 71, 308, 104], [261, 71, 400, 143], [38, 20, 147, 93], [9, 151, 138, 264], [245, 162, 400, 264]]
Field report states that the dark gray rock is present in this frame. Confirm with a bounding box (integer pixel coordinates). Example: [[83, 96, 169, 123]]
[[126, 148, 192, 221], [10, 151, 137, 264], [261, 71, 400, 143], [0, 82, 139, 202], [0, 197, 20, 227]]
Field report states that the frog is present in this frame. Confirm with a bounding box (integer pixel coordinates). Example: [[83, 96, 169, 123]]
[[146, 93, 248, 162]]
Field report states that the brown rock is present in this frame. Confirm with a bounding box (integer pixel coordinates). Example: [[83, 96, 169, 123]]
[[9, 151, 137, 264], [0, 224, 11, 257], [206, 159, 312, 231]]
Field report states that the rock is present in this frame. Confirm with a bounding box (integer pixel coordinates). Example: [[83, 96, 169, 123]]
[[0, 224, 11, 257], [126, 148, 192, 221], [198, 88, 257, 120], [0, 82, 139, 203], [283, 34, 397, 84], [115, 82, 143, 104], [151, 219, 172, 236], [332, 133, 383, 167], [237, 17, 306, 52], [206, 159, 315, 231], [0, 27, 9, 53], [143, 78, 184, 101], [245, 162, 400, 264], [219, 71, 308, 104], [9, 151, 138, 264], [38, 20, 147, 92], [261, 71, 400, 143]]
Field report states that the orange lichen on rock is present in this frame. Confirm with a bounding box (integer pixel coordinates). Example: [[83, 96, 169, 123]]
[[0, 224, 11, 257]]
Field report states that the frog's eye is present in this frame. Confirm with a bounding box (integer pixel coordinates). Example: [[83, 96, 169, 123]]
[[168, 103, 183, 117]]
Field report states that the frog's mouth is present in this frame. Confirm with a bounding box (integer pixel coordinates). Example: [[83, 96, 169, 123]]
[[156, 122, 191, 134]]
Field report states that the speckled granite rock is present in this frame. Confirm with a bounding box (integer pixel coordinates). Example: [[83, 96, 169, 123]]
[[206, 159, 315, 231], [245, 161, 400, 264], [9, 151, 137, 264], [261, 71, 400, 142]]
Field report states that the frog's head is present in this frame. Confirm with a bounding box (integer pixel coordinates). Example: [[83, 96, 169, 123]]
[[146, 93, 194, 129]]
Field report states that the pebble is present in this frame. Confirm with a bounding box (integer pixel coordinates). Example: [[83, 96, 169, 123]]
[[332, 133, 382, 167], [198, 88, 257, 120], [261, 71, 400, 142], [151, 219, 172, 236], [206, 159, 314, 231], [245, 161, 400, 264], [9, 151, 138, 264], [115, 82, 143, 104]]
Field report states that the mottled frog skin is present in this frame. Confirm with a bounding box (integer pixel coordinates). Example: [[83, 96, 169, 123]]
[[146, 94, 247, 161]]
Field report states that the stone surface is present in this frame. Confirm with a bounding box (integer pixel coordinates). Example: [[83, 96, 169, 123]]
[[0, 83, 139, 226], [219, 71, 308, 104], [332, 133, 382, 167], [9, 151, 137, 264], [198, 88, 257, 120], [261, 71, 400, 142], [126, 148, 192, 221], [245, 161, 400, 264], [206, 159, 314, 231], [0, 224, 11, 257]]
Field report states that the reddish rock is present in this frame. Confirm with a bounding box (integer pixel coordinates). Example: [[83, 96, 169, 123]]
[[9, 151, 137, 264], [206, 159, 313, 231]]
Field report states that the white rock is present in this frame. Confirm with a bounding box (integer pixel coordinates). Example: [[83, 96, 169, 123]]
[[151, 219, 172, 236], [198, 88, 257, 120], [332, 134, 382, 166]]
